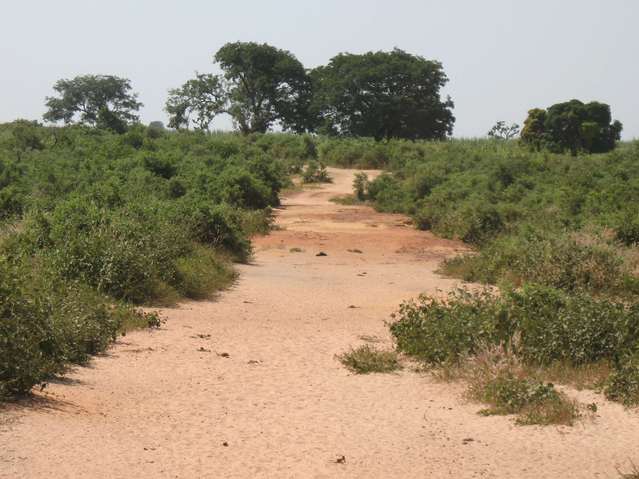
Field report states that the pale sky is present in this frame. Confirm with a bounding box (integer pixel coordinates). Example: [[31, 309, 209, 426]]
[[1, 0, 637, 139]]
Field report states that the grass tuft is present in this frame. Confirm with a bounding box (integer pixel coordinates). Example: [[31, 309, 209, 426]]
[[337, 345, 402, 374], [466, 351, 581, 426]]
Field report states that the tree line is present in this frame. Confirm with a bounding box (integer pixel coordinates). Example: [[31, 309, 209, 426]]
[[41, 41, 623, 153]]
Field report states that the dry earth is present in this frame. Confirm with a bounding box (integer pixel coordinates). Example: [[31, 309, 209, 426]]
[[1, 168, 638, 478]]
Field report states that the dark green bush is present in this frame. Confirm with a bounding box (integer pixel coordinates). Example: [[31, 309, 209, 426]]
[[390, 289, 508, 364], [391, 285, 639, 368], [0, 255, 150, 398], [605, 352, 639, 406], [0, 125, 304, 398], [390, 284, 639, 407], [442, 229, 627, 294]]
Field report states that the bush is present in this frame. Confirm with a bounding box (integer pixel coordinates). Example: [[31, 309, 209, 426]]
[[353, 172, 369, 201], [180, 201, 252, 263], [390, 285, 639, 408], [302, 160, 331, 183], [0, 256, 151, 398], [471, 371, 579, 426], [337, 345, 401, 374], [391, 285, 639, 368], [174, 245, 236, 300], [390, 289, 507, 364], [617, 215, 639, 246], [605, 352, 639, 406], [0, 126, 303, 398], [441, 228, 627, 294]]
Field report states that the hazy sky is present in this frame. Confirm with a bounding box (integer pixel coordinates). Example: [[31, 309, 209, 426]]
[[1, 0, 637, 138]]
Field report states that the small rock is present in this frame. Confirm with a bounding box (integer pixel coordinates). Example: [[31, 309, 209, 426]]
[[316, 251, 328, 257], [348, 305, 358, 309], [197, 347, 211, 353], [217, 352, 230, 358], [222, 442, 229, 447], [335, 455, 346, 464]]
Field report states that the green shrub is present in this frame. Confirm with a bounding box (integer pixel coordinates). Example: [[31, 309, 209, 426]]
[[337, 345, 401, 374], [0, 126, 304, 398], [441, 229, 627, 294], [391, 285, 639, 369], [353, 172, 369, 201], [390, 289, 507, 364], [174, 245, 236, 300], [617, 215, 639, 246], [605, 352, 639, 406], [471, 372, 579, 426], [179, 201, 252, 263], [302, 160, 331, 183], [0, 255, 151, 398]]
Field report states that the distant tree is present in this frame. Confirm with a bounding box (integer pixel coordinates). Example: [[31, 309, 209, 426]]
[[214, 42, 312, 134], [147, 121, 167, 139], [165, 73, 226, 131], [310, 49, 454, 140], [521, 100, 622, 154], [43, 75, 142, 132], [520, 108, 548, 150], [488, 121, 520, 140]]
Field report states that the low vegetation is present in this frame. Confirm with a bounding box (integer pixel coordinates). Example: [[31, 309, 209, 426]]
[[337, 345, 402, 374], [0, 123, 316, 398], [389, 286, 639, 413], [323, 136, 639, 414], [302, 160, 332, 183]]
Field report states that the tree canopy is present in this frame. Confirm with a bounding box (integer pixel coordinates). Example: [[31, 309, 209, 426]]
[[43, 75, 142, 132], [521, 100, 622, 154], [214, 42, 312, 134], [165, 73, 225, 131], [310, 49, 455, 140]]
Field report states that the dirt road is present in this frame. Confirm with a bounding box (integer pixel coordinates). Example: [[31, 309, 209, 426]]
[[1, 168, 637, 478]]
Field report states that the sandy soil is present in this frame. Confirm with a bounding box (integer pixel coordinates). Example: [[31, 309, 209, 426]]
[[1, 167, 638, 478]]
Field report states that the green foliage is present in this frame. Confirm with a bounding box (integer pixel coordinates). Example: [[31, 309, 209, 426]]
[[521, 100, 622, 154], [488, 121, 520, 140], [392, 286, 639, 368], [0, 255, 154, 398], [43, 75, 142, 129], [390, 285, 639, 408], [390, 289, 507, 364], [337, 345, 401, 374], [311, 49, 454, 140], [442, 229, 628, 295], [0, 124, 304, 398], [214, 42, 312, 134], [302, 160, 331, 183], [605, 352, 639, 406], [471, 371, 579, 425], [165, 73, 226, 131]]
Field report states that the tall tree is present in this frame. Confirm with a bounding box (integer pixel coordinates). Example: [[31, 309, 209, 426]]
[[43, 75, 142, 132], [521, 100, 622, 154], [214, 42, 312, 134], [310, 49, 455, 140], [165, 73, 226, 131]]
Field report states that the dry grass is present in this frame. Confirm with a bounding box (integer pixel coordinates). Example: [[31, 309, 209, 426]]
[[618, 462, 639, 479]]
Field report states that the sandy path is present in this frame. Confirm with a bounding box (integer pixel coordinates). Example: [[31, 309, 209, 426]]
[[1, 167, 638, 478]]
